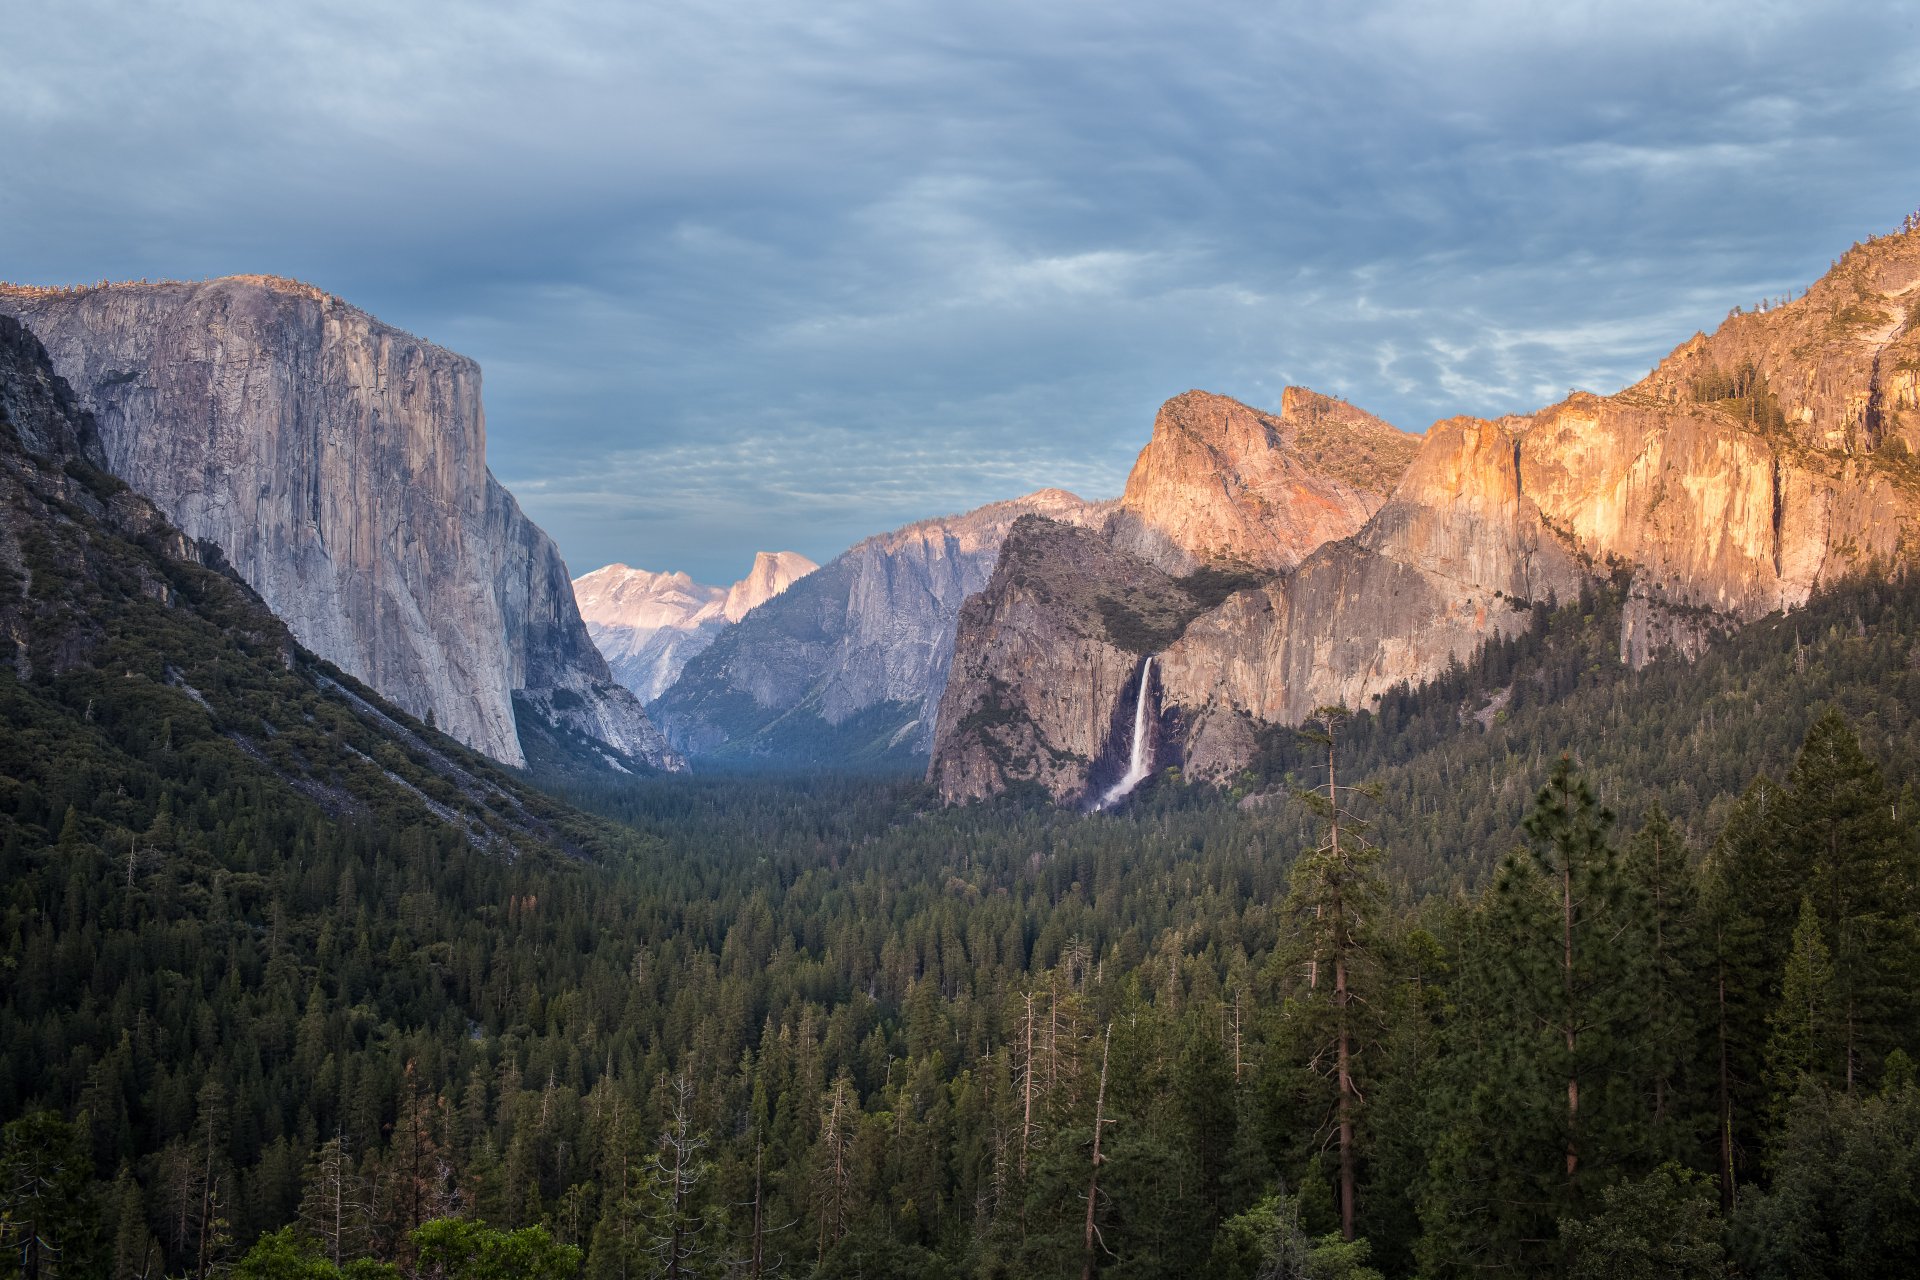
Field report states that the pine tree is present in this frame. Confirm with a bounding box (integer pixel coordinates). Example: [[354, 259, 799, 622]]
[[1763, 898, 1838, 1126], [298, 1135, 371, 1269], [1619, 804, 1707, 1162], [0, 1112, 100, 1280], [1517, 757, 1635, 1198], [381, 1063, 454, 1255], [811, 1076, 858, 1263], [1781, 709, 1919, 1091], [1701, 777, 1793, 1208], [1280, 706, 1386, 1243], [1420, 758, 1646, 1275], [641, 1072, 711, 1280], [108, 1164, 160, 1280]]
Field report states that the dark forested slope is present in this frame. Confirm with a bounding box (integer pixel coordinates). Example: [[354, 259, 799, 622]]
[[0, 314, 664, 1271]]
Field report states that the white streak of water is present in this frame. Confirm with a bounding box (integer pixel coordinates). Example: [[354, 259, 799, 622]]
[[1094, 656, 1154, 811]]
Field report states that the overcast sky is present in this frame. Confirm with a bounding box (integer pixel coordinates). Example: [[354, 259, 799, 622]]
[[6, 1, 1918, 583]]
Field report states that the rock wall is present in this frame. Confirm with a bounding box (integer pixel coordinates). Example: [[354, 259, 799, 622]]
[[0, 276, 680, 771], [655, 489, 1107, 761], [1104, 388, 1417, 573], [931, 225, 1920, 802], [928, 516, 1204, 803]]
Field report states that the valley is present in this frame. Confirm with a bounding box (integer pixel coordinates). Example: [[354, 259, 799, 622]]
[[3, 218, 1920, 1280]]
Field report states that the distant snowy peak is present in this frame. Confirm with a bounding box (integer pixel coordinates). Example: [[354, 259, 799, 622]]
[[575, 565, 728, 633], [574, 552, 819, 702]]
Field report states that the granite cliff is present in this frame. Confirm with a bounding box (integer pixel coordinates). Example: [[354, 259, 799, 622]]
[[931, 224, 1920, 804], [929, 386, 1419, 803], [573, 551, 817, 702], [652, 489, 1106, 764], [0, 277, 682, 773], [1106, 387, 1418, 573], [0, 311, 631, 858]]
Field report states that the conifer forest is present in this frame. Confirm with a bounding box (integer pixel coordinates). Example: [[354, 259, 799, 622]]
[[5, 560, 1919, 1278]]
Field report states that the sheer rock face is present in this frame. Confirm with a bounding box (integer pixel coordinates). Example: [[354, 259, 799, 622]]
[[653, 489, 1107, 761], [0, 277, 681, 771], [724, 550, 817, 622], [573, 552, 817, 702], [1105, 387, 1419, 574], [928, 517, 1208, 804], [932, 227, 1920, 802]]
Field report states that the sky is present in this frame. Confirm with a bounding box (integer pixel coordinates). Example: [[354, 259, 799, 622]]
[[5, 1, 1918, 584]]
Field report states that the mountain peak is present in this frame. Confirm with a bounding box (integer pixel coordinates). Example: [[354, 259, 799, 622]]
[[1107, 386, 1420, 574], [723, 550, 819, 622], [1622, 223, 1920, 459]]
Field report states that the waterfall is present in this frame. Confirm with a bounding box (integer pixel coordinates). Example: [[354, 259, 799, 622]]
[[1094, 656, 1155, 811]]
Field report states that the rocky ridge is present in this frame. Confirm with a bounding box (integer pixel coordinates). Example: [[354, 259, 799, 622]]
[[573, 551, 817, 702], [652, 489, 1107, 763], [0, 277, 682, 773], [930, 224, 1920, 804], [1105, 387, 1419, 573]]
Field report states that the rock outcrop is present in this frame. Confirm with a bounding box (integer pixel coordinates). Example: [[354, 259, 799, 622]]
[[928, 515, 1220, 804], [0, 312, 623, 853], [573, 551, 817, 702], [0, 276, 682, 772], [653, 489, 1107, 764], [1106, 388, 1418, 574], [724, 550, 817, 622], [931, 224, 1920, 803]]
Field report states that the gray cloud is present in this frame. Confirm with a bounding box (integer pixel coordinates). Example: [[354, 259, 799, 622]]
[[5, 0, 1917, 582]]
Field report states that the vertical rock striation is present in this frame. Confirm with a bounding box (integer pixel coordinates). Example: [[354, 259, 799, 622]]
[[0, 276, 681, 771]]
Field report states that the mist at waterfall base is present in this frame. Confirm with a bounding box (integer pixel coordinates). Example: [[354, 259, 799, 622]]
[[1093, 656, 1156, 812]]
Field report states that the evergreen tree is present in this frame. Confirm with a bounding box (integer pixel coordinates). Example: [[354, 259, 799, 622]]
[[1781, 709, 1919, 1091], [1559, 1163, 1724, 1279], [0, 1112, 100, 1280], [1279, 706, 1386, 1242], [639, 1073, 712, 1280], [298, 1136, 371, 1270], [810, 1077, 858, 1263], [1733, 1081, 1920, 1279], [1700, 778, 1791, 1207], [1516, 757, 1638, 1198], [1420, 758, 1647, 1274], [1618, 805, 1706, 1161], [1762, 898, 1839, 1126]]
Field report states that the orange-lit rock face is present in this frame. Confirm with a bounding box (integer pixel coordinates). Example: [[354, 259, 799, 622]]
[[932, 226, 1920, 803], [1106, 388, 1419, 574]]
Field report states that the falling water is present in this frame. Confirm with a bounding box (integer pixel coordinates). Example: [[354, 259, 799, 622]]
[[1094, 656, 1155, 811]]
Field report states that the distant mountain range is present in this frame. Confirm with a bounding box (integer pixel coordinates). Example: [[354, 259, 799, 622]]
[[574, 552, 817, 701], [645, 488, 1107, 767], [9, 223, 1915, 794], [586, 224, 1920, 790]]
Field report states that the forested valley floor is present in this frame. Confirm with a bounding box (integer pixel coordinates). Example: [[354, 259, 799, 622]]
[[7, 569, 1920, 1279]]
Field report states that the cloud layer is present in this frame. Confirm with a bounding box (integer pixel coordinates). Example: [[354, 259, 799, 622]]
[[6, 0, 1917, 581]]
